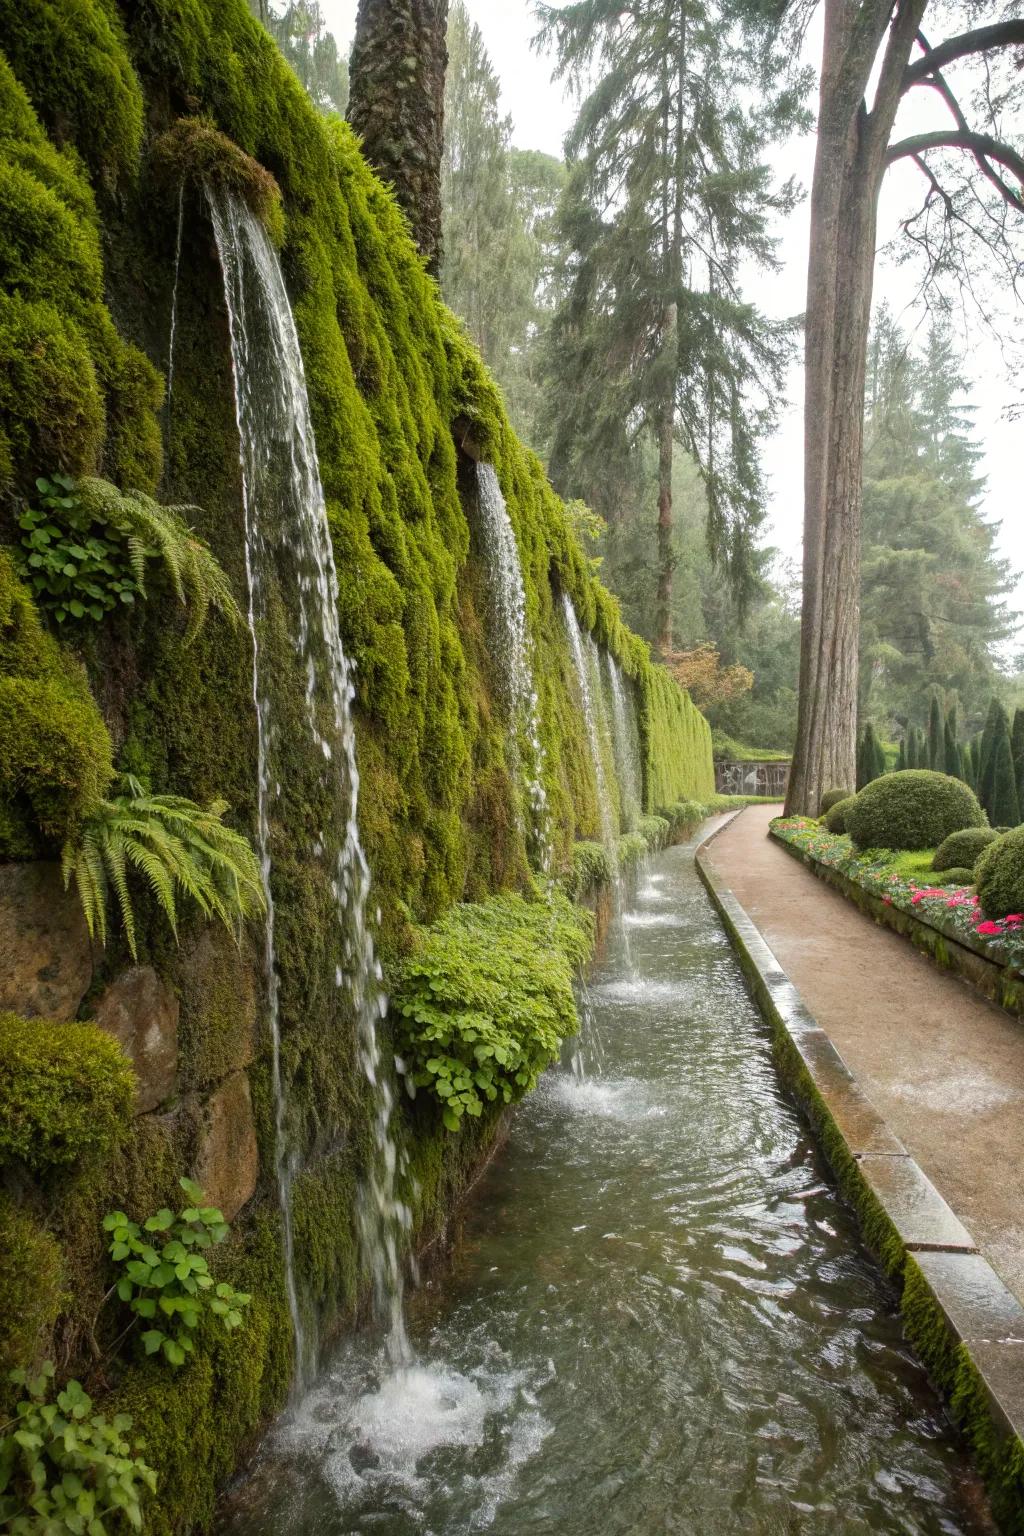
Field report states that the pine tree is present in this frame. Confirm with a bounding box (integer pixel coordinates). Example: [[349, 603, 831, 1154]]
[[906, 726, 919, 770], [990, 727, 1020, 829], [928, 695, 943, 771], [263, 1, 349, 115], [537, 0, 805, 651], [857, 723, 884, 789]]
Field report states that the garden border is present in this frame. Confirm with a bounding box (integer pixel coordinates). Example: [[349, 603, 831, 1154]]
[[696, 815, 1024, 1534], [768, 825, 1024, 1022]]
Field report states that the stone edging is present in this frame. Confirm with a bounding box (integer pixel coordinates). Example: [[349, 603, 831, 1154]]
[[695, 814, 1024, 1534], [768, 827, 1024, 1022]]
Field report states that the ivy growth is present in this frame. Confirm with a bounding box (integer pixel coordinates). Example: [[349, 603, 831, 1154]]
[[392, 891, 592, 1130], [0, 1363, 156, 1533], [103, 1179, 251, 1369]]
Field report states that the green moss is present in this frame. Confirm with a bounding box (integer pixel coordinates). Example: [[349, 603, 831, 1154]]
[[0, 549, 114, 854], [150, 119, 284, 242], [0, 1201, 64, 1387], [0, 1011, 134, 1172], [563, 839, 613, 899]]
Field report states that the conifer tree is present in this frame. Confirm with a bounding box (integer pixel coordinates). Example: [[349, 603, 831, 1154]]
[[990, 727, 1020, 828], [1012, 708, 1024, 819], [928, 695, 943, 771], [944, 705, 960, 778], [978, 698, 1002, 817], [537, 0, 807, 652], [857, 723, 884, 789], [873, 728, 887, 781], [960, 742, 973, 789], [897, 737, 906, 772]]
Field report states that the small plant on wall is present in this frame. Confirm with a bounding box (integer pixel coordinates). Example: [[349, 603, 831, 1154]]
[[0, 1364, 156, 1532], [61, 776, 265, 960], [103, 1179, 251, 1368]]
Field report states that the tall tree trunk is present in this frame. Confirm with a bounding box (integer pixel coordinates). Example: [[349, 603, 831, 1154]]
[[655, 386, 675, 655], [785, 0, 926, 814], [348, 0, 450, 276]]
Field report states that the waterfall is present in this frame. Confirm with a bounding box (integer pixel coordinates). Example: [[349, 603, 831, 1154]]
[[207, 185, 410, 1381], [476, 463, 552, 873], [606, 655, 642, 831], [165, 183, 185, 449], [561, 593, 616, 850]]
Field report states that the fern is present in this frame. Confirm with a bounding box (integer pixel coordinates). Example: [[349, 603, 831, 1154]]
[[62, 777, 265, 960], [76, 478, 241, 643]]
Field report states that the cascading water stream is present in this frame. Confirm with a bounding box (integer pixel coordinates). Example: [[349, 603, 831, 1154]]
[[606, 654, 642, 832], [206, 185, 410, 1381], [560, 593, 616, 850], [164, 184, 185, 455], [475, 463, 552, 873]]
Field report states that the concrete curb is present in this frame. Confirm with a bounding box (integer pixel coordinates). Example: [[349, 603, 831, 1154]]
[[695, 812, 1024, 1533]]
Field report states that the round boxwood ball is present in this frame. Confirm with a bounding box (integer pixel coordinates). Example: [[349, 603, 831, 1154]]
[[819, 787, 852, 817], [846, 769, 985, 851], [932, 826, 999, 873], [976, 827, 1024, 918], [824, 794, 857, 834]]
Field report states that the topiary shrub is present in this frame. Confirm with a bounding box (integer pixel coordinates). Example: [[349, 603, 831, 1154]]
[[819, 787, 852, 816], [976, 827, 1024, 919], [846, 770, 985, 852], [932, 826, 999, 873], [0, 1012, 134, 1173], [934, 867, 976, 887], [824, 795, 857, 834]]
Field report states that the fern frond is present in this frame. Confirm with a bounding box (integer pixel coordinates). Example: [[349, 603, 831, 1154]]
[[76, 478, 241, 643], [61, 779, 265, 958]]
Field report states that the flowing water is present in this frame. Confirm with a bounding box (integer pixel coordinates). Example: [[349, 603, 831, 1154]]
[[475, 464, 552, 873], [220, 828, 988, 1535], [561, 593, 617, 851], [606, 653, 642, 832], [164, 182, 185, 451], [207, 186, 407, 1380]]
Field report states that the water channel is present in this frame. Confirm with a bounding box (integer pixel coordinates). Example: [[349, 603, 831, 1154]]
[[220, 825, 989, 1535]]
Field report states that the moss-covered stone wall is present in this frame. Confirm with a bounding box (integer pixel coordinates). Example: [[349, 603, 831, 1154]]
[[0, 2, 713, 1527]]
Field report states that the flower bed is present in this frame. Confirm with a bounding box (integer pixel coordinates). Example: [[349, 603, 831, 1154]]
[[769, 817, 1024, 1012]]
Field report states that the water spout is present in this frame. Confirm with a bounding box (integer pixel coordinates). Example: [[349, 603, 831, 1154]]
[[207, 185, 409, 1382], [606, 654, 642, 832], [561, 593, 616, 850]]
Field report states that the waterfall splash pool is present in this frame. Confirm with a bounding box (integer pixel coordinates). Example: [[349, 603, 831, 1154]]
[[219, 828, 990, 1535]]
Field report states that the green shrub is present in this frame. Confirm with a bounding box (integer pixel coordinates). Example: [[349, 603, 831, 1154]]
[[0, 1364, 156, 1533], [824, 795, 857, 834], [819, 787, 852, 816], [659, 799, 706, 832], [932, 826, 999, 873], [935, 866, 976, 887], [392, 891, 592, 1131], [616, 831, 647, 868], [846, 770, 985, 852], [976, 827, 1024, 919], [0, 1012, 134, 1173]]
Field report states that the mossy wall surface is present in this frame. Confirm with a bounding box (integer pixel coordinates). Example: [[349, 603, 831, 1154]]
[[0, 2, 713, 1527]]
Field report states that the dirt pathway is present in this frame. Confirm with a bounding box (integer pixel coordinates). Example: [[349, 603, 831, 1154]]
[[706, 804, 1024, 1307]]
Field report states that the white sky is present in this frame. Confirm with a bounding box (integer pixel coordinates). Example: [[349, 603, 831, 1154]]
[[323, 0, 1022, 632]]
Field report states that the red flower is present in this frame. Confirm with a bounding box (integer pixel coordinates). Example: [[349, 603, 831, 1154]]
[[882, 895, 893, 906], [975, 920, 1004, 936]]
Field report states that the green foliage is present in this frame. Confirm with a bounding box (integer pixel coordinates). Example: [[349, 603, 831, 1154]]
[[149, 120, 283, 242], [61, 776, 265, 961], [0, 550, 113, 856], [392, 891, 592, 1131], [264, 1, 348, 118], [0, 1205, 64, 1381], [15, 475, 143, 624], [976, 828, 1024, 920], [927, 696, 943, 771], [847, 769, 986, 852], [1012, 708, 1024, 820], [103, 1180, 251, 1369], [990, 725, 1020, 829], [856, 723, 885, 790], [819, 787, 852, 816], [935, 866, 976, 887], [824, 795, 857, 834], [932, 826, 999, 873], [0, 1364, 156, 1534], [563, 839, 612, 899], [0, 1013, 133, 1173]]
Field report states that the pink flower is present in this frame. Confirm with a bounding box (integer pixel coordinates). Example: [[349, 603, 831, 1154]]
[[1005, 915, 1024, 925], [975, 920, 1004, 936]]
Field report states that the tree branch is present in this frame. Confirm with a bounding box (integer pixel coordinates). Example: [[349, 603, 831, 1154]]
[[914, 34, 1024, 210], [887, 130, 1024, 209], [902, 20, 1024, 90]]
